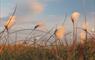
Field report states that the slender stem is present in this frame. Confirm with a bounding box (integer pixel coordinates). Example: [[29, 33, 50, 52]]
[[73, 22, 75, 42], [7, 30, 9, 46], [33, 39, 36, 48], [45, 34, 54, 46], [64, 36, 68, 46], [72, 22, 77, 48], [75, 23, 77, 42], [85, 30, 87, 41]]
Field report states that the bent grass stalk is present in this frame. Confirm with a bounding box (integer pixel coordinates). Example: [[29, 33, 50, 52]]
[[25, 21, 44, 40], [23, 21, 45, 47]]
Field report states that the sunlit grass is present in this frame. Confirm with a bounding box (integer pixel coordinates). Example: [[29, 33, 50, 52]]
[[0, 8, 95, 60]]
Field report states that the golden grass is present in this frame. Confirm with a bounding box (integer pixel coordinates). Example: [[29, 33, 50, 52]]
[[4, 16, 16, 30]]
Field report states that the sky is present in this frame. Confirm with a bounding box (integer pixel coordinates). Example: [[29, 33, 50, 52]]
[[0, 0, 95, 32]]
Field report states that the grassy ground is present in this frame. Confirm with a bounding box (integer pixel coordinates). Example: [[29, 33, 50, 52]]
[[0, 39, 95, 60]]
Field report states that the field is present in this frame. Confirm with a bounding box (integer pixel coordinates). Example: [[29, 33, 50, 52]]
[[0, 38, 95, 60], [0, 1, 95, 59]]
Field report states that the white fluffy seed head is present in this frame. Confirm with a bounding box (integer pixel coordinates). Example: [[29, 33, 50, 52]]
[[4, 16, 16, 30], [71, 11, 80, 23], [55, 25, 65, 40]]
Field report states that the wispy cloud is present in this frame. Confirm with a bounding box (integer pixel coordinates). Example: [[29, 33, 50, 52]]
[[27, 0, 44, 14]]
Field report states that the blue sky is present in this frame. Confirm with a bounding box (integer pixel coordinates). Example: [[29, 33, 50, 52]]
[[0, 0, 95, 31]]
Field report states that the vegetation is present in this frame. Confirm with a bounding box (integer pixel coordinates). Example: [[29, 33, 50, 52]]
[[0, 7, 95, 60], [0, 39, 95, 60]]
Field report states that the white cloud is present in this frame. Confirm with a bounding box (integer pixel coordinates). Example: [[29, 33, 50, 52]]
[[27, 0, 44, 14], [32, 1, 44, 14]]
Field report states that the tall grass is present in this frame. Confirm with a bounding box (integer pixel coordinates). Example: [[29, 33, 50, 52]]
[[0, 39, 95, 60], [0, 9, 95, 60]]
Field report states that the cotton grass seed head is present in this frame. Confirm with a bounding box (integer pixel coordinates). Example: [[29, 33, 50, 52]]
[[4, 16, 16, 30], [82, 21, 89, 31], [55, 25, 65, 40], [71, 11, 80, 23]]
